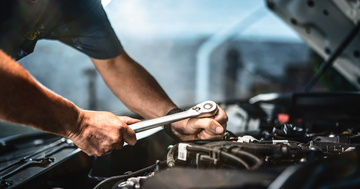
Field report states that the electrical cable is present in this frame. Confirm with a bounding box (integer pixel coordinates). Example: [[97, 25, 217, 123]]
[[229, 148, 263, 170]]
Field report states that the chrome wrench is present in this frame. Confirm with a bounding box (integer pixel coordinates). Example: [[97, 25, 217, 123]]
[[130, 101, 218, 133]]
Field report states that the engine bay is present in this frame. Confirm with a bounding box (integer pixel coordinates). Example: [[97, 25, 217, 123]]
[[88, 92, 360, 189], [1, 0, 360, 188], [1, 93, 360, 188]]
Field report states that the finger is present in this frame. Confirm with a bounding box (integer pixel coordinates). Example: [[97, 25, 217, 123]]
[[214, 106, 228, 126], [97, 145, 113, 156], [112, 141, 124, 150], [189, 118, 224, 135], [198, 129, 223, 140], [118, 116, 141, 125], [122, 126, 137, 146]]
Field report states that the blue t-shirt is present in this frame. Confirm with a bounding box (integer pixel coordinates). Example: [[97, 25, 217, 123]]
[[0, 0, 123, 60]]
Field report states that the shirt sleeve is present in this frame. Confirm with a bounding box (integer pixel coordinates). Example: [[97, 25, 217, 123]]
[[47, 0, 123, 59]]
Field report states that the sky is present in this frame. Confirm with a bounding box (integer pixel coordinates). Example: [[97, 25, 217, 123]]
[[103, 0, 302, 41]]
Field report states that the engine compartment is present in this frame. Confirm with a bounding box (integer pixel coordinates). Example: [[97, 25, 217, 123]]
[[1, 93, 360, 188], [2, 0, 360, 188], [89, 92, 360, 189]]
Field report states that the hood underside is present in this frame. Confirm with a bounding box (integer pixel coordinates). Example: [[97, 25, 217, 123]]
[[267, 0, 360, 90]]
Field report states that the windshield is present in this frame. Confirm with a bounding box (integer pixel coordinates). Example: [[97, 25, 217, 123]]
[[0, 0, 356, 139]]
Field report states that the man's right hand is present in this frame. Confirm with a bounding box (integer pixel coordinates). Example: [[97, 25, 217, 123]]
[[66, 110, 138, 156], [0, 50, 139, 157]]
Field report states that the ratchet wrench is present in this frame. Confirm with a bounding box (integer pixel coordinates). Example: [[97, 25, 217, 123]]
[[130, 101, 218, 133]]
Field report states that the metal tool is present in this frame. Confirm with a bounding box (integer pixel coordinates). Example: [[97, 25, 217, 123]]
[[130, 101, 218, 133]]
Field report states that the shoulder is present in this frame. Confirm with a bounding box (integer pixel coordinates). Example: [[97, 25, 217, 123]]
[[55, 0, 103, 21]]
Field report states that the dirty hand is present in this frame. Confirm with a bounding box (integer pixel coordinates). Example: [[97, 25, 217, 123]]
[[170, 105, 228, 141], [66, 110, 139, 156]]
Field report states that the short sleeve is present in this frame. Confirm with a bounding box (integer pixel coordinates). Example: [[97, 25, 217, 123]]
[[46, 0, 123, 59]]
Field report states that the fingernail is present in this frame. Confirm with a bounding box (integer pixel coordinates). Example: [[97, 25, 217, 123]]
[[215, 126, 223, 134]]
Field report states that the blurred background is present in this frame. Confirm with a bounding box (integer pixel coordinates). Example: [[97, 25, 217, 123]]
[[2, 0, 322, 137]]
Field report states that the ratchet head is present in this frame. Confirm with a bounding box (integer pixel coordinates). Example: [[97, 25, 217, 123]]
[[189, 101, 218, 118]]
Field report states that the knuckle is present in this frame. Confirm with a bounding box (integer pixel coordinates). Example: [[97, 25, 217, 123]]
[[110, 134, 120, 143], [118, 143, 124, 149], [92, 151, 101, 156], [99, 149, 108, 156], [95, 152, 103, 156], [118, 125, 126, 132], [223, 115, 229, 122], [84, 151, 93, 156], [204, 120, 213, 128], [113, 138, 123, 145], [217, 115, 228, 124]]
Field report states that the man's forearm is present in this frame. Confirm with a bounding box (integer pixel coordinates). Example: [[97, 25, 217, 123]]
[[91, 51, 177, 119], [91, 51, 228, 142], [0, 50, 140, 156], [0, 50, 80, 136]]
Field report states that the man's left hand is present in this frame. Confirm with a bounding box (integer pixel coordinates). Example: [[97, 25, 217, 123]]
[[170, 105, 228, 141]]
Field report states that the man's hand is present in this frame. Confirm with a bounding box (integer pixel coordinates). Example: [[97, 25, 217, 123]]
[[91, 52, 228, 141], [170, 105, 228, 141], [66, 110, 139, 156]]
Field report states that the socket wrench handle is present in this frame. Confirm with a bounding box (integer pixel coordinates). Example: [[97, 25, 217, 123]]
[[130, 101, 218, 133]]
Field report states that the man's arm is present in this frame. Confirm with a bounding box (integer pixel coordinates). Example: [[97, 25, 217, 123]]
[[91, 51, 228, 141], [0, 50, 137, 156], [90, 51, 177, 119]]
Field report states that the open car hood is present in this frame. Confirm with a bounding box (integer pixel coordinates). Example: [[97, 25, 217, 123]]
[[267, 0, 360, 90]]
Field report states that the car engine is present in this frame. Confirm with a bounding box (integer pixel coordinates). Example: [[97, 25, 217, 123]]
[[87, 92, 360, 189], [1, 0, 360, 188]]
